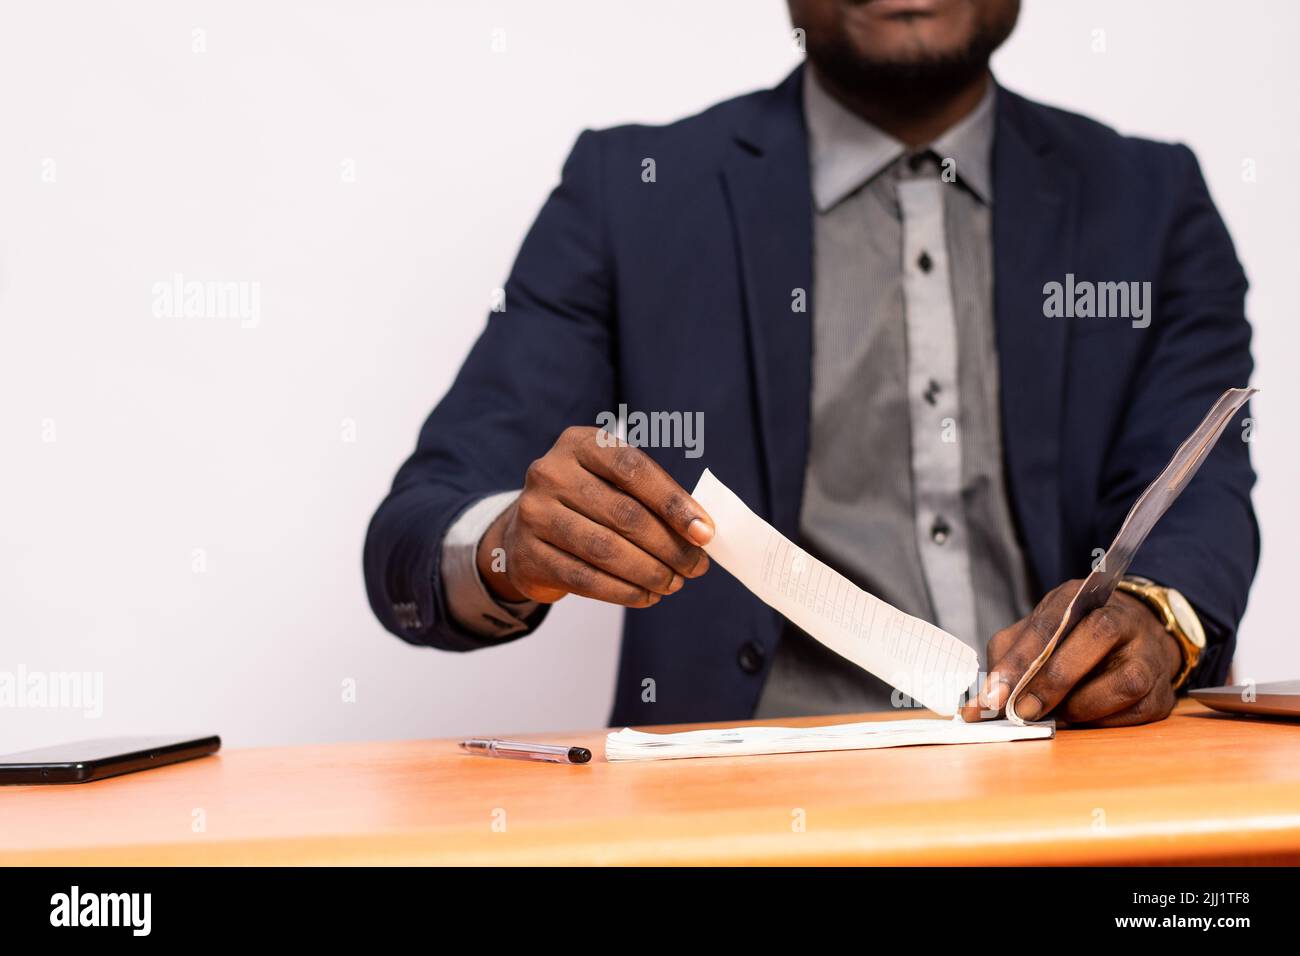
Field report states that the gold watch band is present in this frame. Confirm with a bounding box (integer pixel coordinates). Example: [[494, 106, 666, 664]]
[[1115, 576, 1204, 691]]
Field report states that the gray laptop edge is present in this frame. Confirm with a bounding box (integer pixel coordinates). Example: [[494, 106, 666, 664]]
[[1190, 679, 1300, 718]]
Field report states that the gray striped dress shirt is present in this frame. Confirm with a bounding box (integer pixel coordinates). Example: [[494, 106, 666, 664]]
[[753, 70, 1033, 717]]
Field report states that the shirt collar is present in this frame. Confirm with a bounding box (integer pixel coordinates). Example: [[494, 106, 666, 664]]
[[802, 67, 997, 213]]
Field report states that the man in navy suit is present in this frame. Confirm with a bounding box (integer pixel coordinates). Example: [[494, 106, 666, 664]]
[[364, 0, 1257, 728]]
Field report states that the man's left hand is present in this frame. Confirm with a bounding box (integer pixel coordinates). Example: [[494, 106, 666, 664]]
[[961, 579, 1184, 727]]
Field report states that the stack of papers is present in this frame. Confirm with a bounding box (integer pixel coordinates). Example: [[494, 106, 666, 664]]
[[605, 717, 1053, 762]]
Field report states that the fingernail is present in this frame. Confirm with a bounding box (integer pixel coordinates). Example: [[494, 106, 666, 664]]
[[987, 681, 1010, 712], [669, 574, 684, 593], [1016, 694, 1041, 721], [687, 518, 714, 545], [688, 549, 709, 576]]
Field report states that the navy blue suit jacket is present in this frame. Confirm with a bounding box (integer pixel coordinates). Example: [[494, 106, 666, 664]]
[[364, 68, 1258, 728]]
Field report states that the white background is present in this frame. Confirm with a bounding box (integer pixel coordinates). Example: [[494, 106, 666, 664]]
[[1, 0, 1295, 751]]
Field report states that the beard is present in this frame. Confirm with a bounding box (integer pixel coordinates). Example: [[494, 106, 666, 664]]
[[808, 15, 1016, 102]]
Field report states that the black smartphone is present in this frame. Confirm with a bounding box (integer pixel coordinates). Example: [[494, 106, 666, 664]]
[[0, 735, 221, 785]]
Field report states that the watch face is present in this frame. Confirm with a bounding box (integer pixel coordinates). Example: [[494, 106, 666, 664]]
[[1167, 589, 1206, 649]]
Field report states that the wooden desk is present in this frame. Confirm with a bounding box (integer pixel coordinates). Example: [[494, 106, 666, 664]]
[[3, 700, 1298, 865]]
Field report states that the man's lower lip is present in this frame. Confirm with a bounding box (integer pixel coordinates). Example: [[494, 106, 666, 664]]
[[854, 0, 942, 14]]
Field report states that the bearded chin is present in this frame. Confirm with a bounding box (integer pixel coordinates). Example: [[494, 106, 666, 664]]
[[810, 29, 1006, 103]]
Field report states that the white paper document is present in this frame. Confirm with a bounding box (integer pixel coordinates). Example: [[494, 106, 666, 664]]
[[605, 717, 1053, 762], [691, 469, 978, 716]]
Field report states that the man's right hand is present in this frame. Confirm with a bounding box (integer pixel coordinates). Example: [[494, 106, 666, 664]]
[[475, 426, 714, 607]]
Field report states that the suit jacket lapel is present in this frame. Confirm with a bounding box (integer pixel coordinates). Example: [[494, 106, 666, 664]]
[[992, 88, 1079, 593], [719, 68, 814, 537]]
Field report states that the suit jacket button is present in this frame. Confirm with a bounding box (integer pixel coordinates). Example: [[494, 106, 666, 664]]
[[737, 641, 766, 674]]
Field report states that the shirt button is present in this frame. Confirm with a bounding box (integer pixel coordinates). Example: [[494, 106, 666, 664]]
[[737, 641, 766, 674], [917, 250, 933, 273], [930, 517, 951, 545]]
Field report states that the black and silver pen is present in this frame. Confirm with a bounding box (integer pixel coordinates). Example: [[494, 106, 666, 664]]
[[459, 738, 592, 764]]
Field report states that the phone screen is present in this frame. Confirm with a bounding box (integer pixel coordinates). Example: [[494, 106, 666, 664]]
[[0, 736, 201, 765]]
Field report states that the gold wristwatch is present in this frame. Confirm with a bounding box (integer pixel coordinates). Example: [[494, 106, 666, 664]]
[[1115, 575, 1207, 690]]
